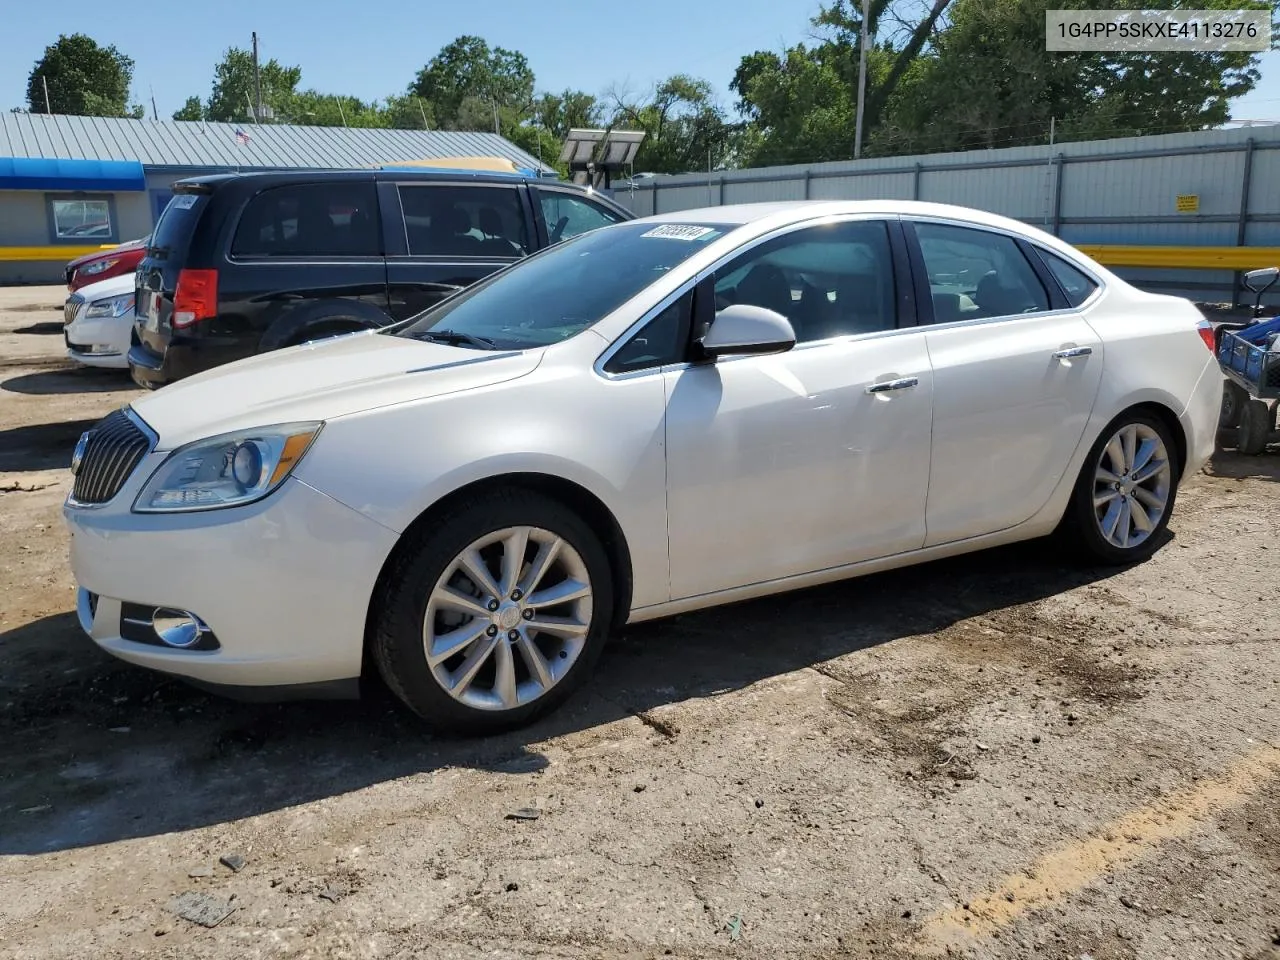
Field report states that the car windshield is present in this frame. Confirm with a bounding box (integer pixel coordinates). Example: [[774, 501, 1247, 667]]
[[391, 221, 732, 350]]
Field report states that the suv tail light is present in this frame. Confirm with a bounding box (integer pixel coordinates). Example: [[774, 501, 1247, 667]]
[[1195, 318, 1216, 353], [172, 269, 218, 329]]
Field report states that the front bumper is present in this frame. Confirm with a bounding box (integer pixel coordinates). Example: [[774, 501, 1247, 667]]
[[65, 312, 131, 369], [65, 464, 400, 690]]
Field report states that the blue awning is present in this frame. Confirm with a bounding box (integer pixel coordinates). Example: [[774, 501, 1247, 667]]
[[0, 157, 146, 192]]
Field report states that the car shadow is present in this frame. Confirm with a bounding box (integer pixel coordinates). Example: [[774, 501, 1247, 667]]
[[1, 368, 137, 397], [0, 419, 99, 473], [13, 321, 64, 335], [1205, 447, 1280, 482], [0, 538, 1135, 855]]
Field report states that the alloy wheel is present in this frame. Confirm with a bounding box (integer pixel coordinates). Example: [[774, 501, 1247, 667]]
[[422, 526, 593, 711], [1092, 422, 1172, 550]]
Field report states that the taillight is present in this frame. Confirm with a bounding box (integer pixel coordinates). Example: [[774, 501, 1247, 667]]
[[1196, 318, 1216, 353], [172, 269, 218, 329]]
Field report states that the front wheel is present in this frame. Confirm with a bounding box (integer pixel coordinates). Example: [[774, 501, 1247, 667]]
[[1237, 398, 1273, 456], [1061, 412, 1179, 565], [371, 489, 614, 734]]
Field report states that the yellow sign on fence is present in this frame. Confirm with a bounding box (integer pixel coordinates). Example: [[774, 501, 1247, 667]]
[[1175, 194, 1200, 213]]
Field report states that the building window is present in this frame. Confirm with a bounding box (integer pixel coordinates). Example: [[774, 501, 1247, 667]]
[[46, 196, 117, 243]]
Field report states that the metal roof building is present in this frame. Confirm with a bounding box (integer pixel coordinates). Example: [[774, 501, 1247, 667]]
[[0, 113, 553, 283]]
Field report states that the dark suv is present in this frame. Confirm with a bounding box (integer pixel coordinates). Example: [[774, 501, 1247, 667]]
[[129, 168, 633, 387]]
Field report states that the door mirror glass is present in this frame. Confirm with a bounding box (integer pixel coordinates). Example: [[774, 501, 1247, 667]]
[[700, 304, 796, 358], [1243, 266, 1279, 294]]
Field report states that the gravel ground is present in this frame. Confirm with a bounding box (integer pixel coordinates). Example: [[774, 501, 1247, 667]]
[[1, 284, 1278, 960]]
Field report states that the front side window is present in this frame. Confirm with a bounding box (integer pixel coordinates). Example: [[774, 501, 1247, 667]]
[[399, 185, 530, 258], [914, 222, 1049, 323], [231, 182, 379, 258], [393, 221, 729, 350], [537, 190, 625, 245], [711, 220, 897, 343], [50, 197, 113, 241]]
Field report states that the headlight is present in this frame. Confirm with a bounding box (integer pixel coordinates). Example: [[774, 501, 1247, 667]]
[[84, 293, 136, 319], [80, 258, 119, 277], [133, 423, 323, 513]]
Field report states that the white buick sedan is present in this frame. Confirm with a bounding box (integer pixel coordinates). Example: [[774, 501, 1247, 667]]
[[65, 201, 1222, 732]]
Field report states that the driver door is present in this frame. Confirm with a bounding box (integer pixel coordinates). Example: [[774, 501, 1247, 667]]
[[660, 218, 935, 601]]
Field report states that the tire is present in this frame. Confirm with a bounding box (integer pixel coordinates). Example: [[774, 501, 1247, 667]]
[[1237, 398, 1272, 456], [371, 488, 614, 735], [1061, 411, 1180, 565], [1219, 381, 1248, 431]]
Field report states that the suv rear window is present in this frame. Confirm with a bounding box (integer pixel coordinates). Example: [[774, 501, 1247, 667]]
[[148, 192, 206, 262], [231, 182, 380, 258]]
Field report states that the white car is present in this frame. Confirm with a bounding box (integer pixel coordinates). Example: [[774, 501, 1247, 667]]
[[63, 273, 136, 369], [63, 200, 1222, 732]]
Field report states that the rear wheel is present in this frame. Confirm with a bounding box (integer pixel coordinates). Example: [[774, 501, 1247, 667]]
[[371, 489, 613, 734], [1062, 412, 1179, 565], [1220, 381, 1248, 430], [1237, 398, 1273, 456]]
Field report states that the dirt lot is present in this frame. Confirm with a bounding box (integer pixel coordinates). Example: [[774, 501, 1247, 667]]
[[1, 284, 1278, 960]]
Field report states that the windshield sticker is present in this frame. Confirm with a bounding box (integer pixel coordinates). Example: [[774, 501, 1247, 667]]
[[170, 194, 198, 210], [640, 224, 717, 241]]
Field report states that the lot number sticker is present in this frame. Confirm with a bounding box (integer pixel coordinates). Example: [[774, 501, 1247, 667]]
[[171, 194, 199, 210], [640, 224, 717, 241]]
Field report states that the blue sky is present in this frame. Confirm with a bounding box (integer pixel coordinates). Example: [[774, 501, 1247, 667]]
[[3, 0, 1279, 125]]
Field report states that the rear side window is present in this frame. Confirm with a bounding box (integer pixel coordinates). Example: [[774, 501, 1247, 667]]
[[1037, 248, 1100, 307], [148, 192, 206, 262], [398, 185, 530, 258], [914, 222, 1049, 323], [231, 181, 380, 258]]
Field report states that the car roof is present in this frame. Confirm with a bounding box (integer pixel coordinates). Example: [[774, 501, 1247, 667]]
[[175, 168, 557, 189], [632, 199, 1039, 229]]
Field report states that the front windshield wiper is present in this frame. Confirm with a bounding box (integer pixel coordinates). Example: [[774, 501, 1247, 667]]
[[411, 329, 498, 350]]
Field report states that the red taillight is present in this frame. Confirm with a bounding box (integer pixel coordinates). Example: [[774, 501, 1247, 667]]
[[172, 269, 218, 329], [1196, 319, 1216, 353]]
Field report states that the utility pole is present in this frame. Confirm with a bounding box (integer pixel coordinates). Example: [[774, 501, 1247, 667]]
[[1044, 116, 1056, 227], [150, 85, 159, 121], [853, 0, 870, 159], [42, 75, 52, 114], [417, 97, 430, 130], [338, 99, 348, 128], [252, 31, 263, 123], [492, 99, 500, 136]]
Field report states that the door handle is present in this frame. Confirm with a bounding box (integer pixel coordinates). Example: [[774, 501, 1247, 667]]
[[866, 376, 919, 394], [1053, 346, 1093, 359]]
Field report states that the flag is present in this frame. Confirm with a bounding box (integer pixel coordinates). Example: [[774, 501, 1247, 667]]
[[234, 127, 251, 146]]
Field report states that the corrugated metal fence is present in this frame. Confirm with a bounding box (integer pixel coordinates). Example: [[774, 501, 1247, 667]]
[[607, 126, 1280, 304]]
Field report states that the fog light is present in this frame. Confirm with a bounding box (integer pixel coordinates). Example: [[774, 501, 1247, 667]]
[[152, 608, 207, 648]]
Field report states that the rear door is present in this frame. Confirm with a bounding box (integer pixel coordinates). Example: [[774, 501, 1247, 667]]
[[904, 218, 1104, 546], [220, 178, 388, 349], [380, 180, 535, 321]]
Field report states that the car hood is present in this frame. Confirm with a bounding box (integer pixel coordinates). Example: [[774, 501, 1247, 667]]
[[66, 238, 146, 270], [74, 272, 136, 302], [131, 331, 540, 450]]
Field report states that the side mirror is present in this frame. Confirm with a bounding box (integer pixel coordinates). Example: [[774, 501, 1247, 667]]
[[700, 304, 796, 359], [1243, 267, 1279, 294]]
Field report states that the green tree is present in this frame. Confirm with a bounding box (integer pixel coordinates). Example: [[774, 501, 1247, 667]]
[[172, 96, 203, 121], [534, 90, 601, 138], [607, 75, 731, 174], [878, 0, 1268, 155], [205, 47, 301, 122], [381, 93, 435, 130], [26, 34, 142, 117], [410, 35, 535, 129]]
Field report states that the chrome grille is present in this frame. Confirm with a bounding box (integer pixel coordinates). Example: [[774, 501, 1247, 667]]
[[64, 294, 84, 326], [71, 409, 153, 506]]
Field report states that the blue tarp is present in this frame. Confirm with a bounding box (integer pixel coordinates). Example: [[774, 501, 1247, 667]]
[[0, 157, 146, 191]]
